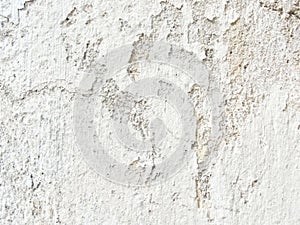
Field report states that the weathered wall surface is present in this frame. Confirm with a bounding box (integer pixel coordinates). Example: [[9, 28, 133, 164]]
[[0, 0, 299, 224]]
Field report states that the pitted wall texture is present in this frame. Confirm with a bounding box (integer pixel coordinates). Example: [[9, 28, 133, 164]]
[[0, 0, 299, 224]]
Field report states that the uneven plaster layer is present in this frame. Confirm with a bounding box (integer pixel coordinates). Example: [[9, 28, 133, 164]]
[[0, 0, 299, 224]]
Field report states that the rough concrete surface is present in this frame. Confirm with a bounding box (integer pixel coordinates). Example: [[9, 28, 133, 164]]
[[0, 0, 299, 224]]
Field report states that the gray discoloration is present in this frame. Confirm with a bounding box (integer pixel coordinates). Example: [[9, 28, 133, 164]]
[[0, 0, 299, 224]]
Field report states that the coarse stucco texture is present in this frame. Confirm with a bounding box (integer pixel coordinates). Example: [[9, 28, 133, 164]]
[[0, 0, 299, 224]]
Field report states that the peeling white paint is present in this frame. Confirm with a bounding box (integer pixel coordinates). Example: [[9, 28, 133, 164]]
[[0, 0, 299, 224]]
